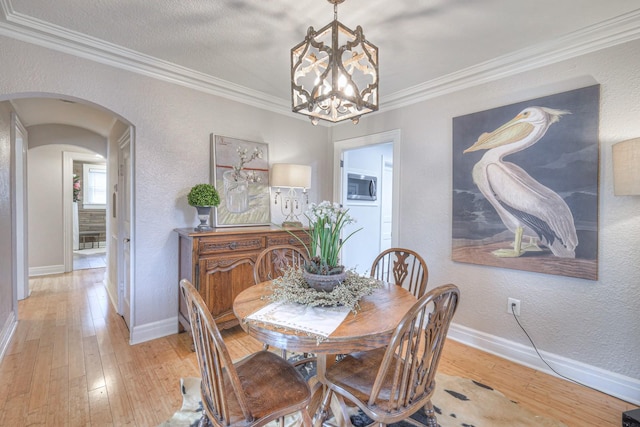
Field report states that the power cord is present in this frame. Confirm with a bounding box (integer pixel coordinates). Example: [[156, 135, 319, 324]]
[[510, 303, 604, 395]]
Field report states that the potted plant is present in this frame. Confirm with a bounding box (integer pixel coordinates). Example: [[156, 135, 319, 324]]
[[187, 183, 220, 231], [292, 201, 362, 291]]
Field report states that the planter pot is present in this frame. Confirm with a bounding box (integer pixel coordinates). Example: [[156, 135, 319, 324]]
[[194, 206, 214, 231], [302, 267, 346, 292]]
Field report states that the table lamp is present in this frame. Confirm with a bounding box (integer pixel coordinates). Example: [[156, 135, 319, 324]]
[[271, 163, 312, 227]]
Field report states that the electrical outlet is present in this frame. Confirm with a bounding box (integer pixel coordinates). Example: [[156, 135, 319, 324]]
[[507, 298, 521, 316]]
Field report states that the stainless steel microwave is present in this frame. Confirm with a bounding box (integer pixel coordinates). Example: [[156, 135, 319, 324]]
[[347, 173, 377, 201]]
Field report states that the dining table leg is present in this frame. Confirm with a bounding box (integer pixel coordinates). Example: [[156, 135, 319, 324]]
[[313, 354, 330, 427], [312, 354, 354, 427]]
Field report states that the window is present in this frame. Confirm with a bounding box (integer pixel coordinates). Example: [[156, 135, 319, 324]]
[[82, 163, 107, 209]]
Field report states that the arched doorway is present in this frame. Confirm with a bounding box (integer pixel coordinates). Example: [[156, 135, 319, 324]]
[[2, 94, 135, 332]]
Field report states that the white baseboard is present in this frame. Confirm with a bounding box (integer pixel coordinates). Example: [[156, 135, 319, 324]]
[[448, 323, 640, 405], [0, 312, 17, 362], [130, 317, 179, 345], [29, 265, 65, 276]]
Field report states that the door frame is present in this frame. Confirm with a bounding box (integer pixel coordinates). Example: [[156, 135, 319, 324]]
[[333, 129, 401, 248], [10, 113, 28, 300], [116, 127, 134, 332]]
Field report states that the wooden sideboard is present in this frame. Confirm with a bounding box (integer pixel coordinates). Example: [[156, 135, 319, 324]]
[[175, 226, 309, 331]]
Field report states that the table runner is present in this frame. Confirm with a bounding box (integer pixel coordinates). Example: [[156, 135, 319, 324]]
[[245, 301, 350, 338]]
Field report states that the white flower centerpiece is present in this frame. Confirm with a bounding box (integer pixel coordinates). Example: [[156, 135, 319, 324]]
[[295, 201, 362, 291], [270, 201, 383, 308]]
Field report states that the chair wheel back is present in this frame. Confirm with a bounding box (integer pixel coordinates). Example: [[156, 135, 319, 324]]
[[254, 244, 308, 284], [180, 279, 246, 425], [323, 283, 460, 426], [179, 279, 313, 427], [370, 248, 429, 297]]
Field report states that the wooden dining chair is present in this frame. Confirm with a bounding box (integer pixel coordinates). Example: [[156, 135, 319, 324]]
[[179, 279, 313, 427], [253, 244, 309, 284], [320, 283, 460, 427], [370, 248, 429, 298], [253, 245, 315, 366]]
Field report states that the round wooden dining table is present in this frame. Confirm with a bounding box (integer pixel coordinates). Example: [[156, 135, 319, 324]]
[[234, 279, 418, 393], [234, 281, 417, 426], [233, 280, 417, 356]]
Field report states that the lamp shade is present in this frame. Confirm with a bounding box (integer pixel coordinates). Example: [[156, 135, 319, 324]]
[[271, 164, 311, 188], [612, 138, 640, 196]]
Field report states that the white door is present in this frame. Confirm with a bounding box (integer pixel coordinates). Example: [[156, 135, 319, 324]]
[[118, 129, 132, 330], [333, 130, 400, 275], [12, 114, 29, 300], [340, 145, 390, 275]]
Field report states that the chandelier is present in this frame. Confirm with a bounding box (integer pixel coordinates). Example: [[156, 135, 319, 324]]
[[291, 0, 379, 125]]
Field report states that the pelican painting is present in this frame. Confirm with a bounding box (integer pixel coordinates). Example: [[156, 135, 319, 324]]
[[463, 106, 578, 258]]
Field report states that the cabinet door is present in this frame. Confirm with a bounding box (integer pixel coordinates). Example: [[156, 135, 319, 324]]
[[198, 254, 256, 329]]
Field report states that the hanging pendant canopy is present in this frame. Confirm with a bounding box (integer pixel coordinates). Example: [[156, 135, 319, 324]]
[[291, 0, 379, 125]]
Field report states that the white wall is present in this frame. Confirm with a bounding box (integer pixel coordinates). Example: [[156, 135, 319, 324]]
[[28, 124, 107, 157], [26, 125, 107, 276], [0, 35, 330, 345], [27, 142, 98, 273], [333, 39, 640, 401]]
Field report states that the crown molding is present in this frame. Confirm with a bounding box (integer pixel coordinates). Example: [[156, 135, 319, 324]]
[[0, 0, 293, 115], [382, 9, 640, 110], [1, 0, 640, 119], [0, 0, 12, 17]]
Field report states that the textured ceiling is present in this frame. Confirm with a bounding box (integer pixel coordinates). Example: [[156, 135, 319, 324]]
[[2, 0, 640, 133]]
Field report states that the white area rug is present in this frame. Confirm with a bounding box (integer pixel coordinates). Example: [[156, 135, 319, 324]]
[[159, 373, 567, 427]]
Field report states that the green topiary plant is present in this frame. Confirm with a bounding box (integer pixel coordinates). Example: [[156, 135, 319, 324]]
[[187, 184, 220, 207]]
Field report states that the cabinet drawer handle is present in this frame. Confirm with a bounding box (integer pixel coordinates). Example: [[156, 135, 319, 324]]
[[228, 242, 237, 250], [288, 238, 296, 245]]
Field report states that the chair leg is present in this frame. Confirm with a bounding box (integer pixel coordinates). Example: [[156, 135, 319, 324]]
[[423, 401, 438, 427], [313, 389, 333, 427], [198, 413, 213, 427], [300, 408, 313, 427], [332, 393, 355, 427]]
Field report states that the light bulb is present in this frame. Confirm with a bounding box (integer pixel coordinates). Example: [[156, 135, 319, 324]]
[[344, 84, 354, 97], [338, 74, 347, 89]]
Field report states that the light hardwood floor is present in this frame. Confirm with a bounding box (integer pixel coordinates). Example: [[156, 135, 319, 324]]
[[0, 268, 636, 426]]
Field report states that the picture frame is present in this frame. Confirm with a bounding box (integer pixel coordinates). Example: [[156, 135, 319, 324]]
[[211, 135, 270, 227], [451, 85, 600, 280]]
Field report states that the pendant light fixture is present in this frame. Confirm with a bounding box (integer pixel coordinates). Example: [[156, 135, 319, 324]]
[[291, 0, 379, 125]]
